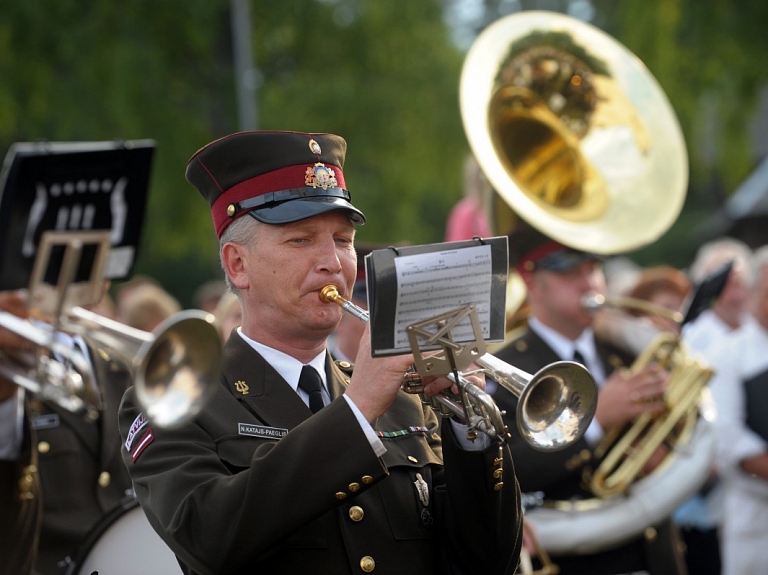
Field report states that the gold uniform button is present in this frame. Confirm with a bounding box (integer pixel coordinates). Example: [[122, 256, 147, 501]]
[[98, 472, 111, 488], [348, 482, 360, 493], [335, 492, 347, 500], [644, 527, 657, 542], [227, 204, 236, 217], [38, 441, 50, 454], [360, 556, 375, 572], [407, 455, 418, 463], [361, 475, 373, 485], [349, 506, 364, 522]]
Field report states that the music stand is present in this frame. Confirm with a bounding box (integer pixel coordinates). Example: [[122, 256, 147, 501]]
[[681, 260, 734, 327], [0, 140, 155, 313], [364, 236, 508, 362]]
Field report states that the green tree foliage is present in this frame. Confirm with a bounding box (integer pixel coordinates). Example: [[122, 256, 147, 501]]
[[0, 0, 469, 304], [4, 0, 765, 299]]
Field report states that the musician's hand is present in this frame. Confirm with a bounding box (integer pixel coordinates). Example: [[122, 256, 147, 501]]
[[421, 369, 486, 397], [642, 444, 670, 476], [0, 291, 31, 352], [346, 323, 415, 423], [0, 291, 31, 402], [595, 364, 667, 430]]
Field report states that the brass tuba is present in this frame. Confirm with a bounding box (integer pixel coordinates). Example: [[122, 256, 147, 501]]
[[459, 11, 688, 255], [458, 10, 714, 555]]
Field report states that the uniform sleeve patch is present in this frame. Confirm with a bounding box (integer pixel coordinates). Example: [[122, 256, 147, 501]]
[[125, 413, 149, 450], [131, 429, 154, 463]]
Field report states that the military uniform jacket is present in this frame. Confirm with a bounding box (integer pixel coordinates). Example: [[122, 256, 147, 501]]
[[493, 329, 631, 499], [493, 328, 684, 575], [32, 345, 134, 574], [119, 332, 522, 575], [0, 414, 41, 575]]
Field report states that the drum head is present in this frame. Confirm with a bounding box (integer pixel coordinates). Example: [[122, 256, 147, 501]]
[[66, 498, 183, 575]]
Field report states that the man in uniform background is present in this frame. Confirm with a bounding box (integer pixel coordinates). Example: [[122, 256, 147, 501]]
[[493, 225, 686, 575], [118, 131, 523, 575]]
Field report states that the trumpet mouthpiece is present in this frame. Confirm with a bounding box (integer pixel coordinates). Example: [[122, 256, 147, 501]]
[[581, 292, 605, 312], [319, 285, 342, 305]]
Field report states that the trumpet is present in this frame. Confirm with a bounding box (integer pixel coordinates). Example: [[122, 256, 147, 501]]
[[0, 230, 222, 428], [0, 305, 221, 429], [320, 285, 597, 450]]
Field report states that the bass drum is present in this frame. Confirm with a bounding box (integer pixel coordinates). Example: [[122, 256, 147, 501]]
[[65, 497, 183, 575]]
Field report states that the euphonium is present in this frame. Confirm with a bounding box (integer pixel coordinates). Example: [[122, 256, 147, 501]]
[[320, 285, 598, 451], [582, 293, 714, 497], [517, 295, 716, 555]]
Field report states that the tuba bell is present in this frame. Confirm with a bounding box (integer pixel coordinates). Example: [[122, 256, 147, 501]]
[[459, 10, 688, 255], [458, 10, 714, 556]]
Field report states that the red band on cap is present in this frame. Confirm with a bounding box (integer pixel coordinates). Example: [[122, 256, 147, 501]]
[[211, 163, 346, 238], [515, 240, 566, 274]]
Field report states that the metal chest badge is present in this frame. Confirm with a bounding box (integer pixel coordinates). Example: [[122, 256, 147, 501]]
[[305, 163, 338, 190], [414, 473, 429, 507], [234, 380, 249, 395]]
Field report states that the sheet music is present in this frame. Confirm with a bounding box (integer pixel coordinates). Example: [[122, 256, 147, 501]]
[[393, 244, 493, 349]]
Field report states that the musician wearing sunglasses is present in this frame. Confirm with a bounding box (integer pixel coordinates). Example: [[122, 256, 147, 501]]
[[491, 225, 686, 575], [118, 131, 522, 575]]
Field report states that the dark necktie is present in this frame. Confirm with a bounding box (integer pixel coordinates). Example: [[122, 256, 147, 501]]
[[572, 349, 586, 366], [298, 365, 325, 414]]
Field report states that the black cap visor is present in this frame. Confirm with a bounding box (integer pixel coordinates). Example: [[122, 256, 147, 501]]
[[237, 186, 366, 225], [535, 249, 600, 272]]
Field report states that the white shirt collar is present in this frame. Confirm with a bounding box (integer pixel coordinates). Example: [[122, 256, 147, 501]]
[[236, 327, 328, 393], [528, 317, 605, 384]]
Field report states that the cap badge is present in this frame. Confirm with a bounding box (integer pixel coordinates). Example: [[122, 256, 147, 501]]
[[305, 163, 338, 190], [308, 138, 322, 155]]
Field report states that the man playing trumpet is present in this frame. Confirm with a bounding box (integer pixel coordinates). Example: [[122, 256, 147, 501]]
[[118, 131, 523, 575]]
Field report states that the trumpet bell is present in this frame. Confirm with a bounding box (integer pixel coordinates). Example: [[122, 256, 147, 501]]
[[478, 353, 597, 451], [136, 310, 222, 428], [519, 361, 598, 451], [460, 10, 688, 254]]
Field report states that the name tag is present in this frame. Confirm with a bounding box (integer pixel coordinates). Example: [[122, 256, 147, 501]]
[[31, 413, 60, 430], [238, 423, 287, 440]]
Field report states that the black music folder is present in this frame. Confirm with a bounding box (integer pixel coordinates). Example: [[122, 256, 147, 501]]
[[364, 236, 508, 357], [0, 140, 155, 291]]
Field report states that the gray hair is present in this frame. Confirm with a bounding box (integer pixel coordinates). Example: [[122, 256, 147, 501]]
[[219, 216, 260, 296], [689, 237, 753, 286]]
